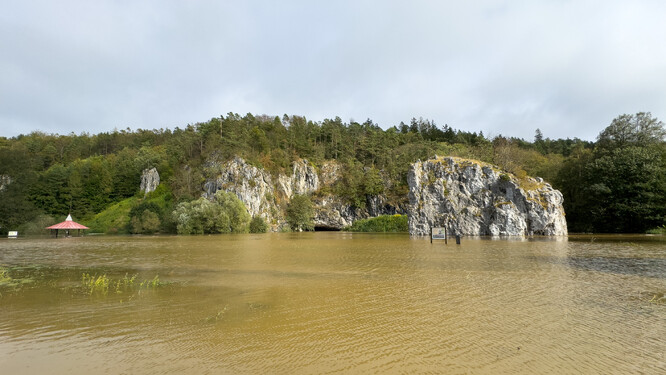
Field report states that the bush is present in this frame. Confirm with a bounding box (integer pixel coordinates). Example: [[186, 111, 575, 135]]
[[249, 216, 269, 233], [646, 225, 666, 234], [128, 183, 175, 234], [17, 214, 57, 235], [345, 214, 408, 232], [172, 190, 250, 234], [213, 190, 251, 233], [286, 194, 314, 231], [130, 210, 161, 234]]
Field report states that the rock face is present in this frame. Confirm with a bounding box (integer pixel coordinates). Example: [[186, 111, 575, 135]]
[[291, 160, 319, 195], [203, 156, 277, 222], [0, 174, 11, 192], [408, 156, 567, 236], [202, 157, 405, 230], [312, 194, 404, 229], [140, 168, 160, 194]]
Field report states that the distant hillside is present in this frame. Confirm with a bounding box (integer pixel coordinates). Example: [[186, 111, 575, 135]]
[[0, 112, 664, 234]]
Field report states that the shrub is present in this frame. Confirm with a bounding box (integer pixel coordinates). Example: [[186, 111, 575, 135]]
[[286, 194, 314, 231], [17, 214, 57, 235], [249, 216, 269, 233], [130, 210, 161, 234], [345, 214, 408, 232], [172, 191, 250, 234]]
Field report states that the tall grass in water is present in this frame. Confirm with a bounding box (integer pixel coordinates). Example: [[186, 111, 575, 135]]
[[0, 266, 37, 290], [81, 273, 162, 295], [0, 267, 13, 285]]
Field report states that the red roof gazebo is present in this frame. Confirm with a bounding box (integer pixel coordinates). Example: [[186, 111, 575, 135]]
[[46, 214, 89, 238]]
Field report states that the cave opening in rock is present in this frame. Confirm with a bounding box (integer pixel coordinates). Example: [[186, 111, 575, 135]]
[[314, 226, 341, 232]]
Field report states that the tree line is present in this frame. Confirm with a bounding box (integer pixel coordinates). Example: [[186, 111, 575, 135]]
[[0, 112, 664, 234]]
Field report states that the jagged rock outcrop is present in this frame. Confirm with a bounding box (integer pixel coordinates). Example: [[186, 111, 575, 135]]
[[140, 168, 160, 194], [202, 157, 404, 230], [312, 195, 362, 229], [312, 194, 405, 229], [0, 175, 11, 192], [408, 156, 567, 236], [203, 156, 277, 222], [292, 159, 319, 195]]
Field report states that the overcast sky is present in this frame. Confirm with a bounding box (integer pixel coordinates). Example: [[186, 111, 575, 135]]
[[1, 0, 665, 141]]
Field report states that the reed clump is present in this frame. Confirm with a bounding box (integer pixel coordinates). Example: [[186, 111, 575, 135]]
[[0, 265, 35, 289], [0, 267, 14, 286], [81, 273, 162, 295]]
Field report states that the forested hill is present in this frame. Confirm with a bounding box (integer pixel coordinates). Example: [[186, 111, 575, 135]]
[[1, 112, 664, 234]]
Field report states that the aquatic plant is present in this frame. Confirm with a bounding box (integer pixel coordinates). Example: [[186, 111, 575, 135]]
[[203, 305, 230, 323], [82, 273, 111, 295], [139, 275, 162, 289], [0, 265, 36, 290], [0, 267, 13, 285], [114, 273, 137, 293], [81, 273, 162, 295], [648, 292, 666, 305]]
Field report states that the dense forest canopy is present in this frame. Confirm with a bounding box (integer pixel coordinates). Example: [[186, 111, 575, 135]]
[[0, 112, 664, 234]]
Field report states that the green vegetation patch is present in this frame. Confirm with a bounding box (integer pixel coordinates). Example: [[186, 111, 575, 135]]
[[345, 214, 408, 232], [85, 197, 136, 234], [249, 216, 269, 233], [0, 265, 38, 290], [286, 194, 314, 231], [81, 273, 163, 296], [646, 225, 666, 235], [173, 190, 251, 234]]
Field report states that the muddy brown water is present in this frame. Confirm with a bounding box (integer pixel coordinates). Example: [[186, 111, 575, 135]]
[[1, 233, 664, 374]]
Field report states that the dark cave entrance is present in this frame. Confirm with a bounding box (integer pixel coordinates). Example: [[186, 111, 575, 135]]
[[314, 225, 341, 231]]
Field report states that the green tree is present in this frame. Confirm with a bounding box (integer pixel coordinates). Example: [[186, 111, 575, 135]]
[[584, 146, 665, 232], [286, 194, 314, 231], [249, 216, 269, 233], [597, 112, 665, 150], [363, 167, 384, 196], [130, 209, 161, 234], [213, 190, 251, 233], [558, 113, 666, 232], [172, 191, 250, 234]]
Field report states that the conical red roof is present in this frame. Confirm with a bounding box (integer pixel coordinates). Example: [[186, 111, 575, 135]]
[[46, 214, 89, 230]]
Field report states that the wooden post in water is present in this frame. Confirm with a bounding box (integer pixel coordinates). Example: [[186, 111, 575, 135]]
[[455, 234, 461, 245]]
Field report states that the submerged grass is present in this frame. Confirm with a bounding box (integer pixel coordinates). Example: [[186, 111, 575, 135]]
[[646, 292, 666, 305], [81, 273, 163, 295], [344, 214, 408, 233], [0, 267, 13, 285], [0, 265, 36, 290]]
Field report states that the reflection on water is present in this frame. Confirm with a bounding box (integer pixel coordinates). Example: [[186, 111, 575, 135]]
[[1, 233, 665, 374]]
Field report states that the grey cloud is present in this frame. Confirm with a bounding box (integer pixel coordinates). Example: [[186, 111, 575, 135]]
[[1, 0, 665, 140]]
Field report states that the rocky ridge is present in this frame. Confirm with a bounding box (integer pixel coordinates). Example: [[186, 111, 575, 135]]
[[199, 155, 567, 235], [408, 156, 567, 236], [202, 156, 404, 230]]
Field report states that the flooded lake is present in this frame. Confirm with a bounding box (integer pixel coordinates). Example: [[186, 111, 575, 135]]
[[1, 233, 664, 374]]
